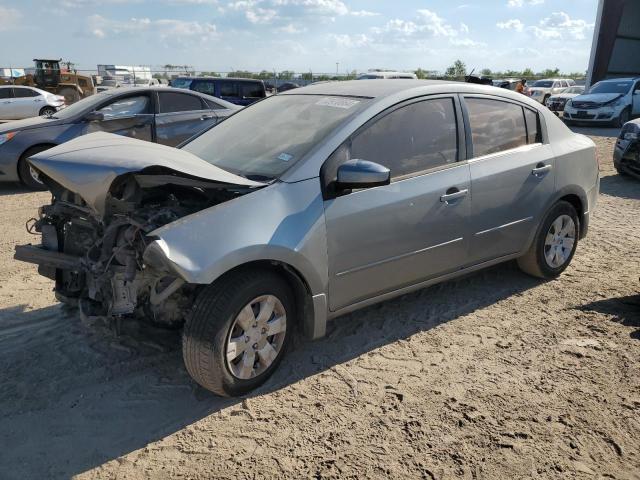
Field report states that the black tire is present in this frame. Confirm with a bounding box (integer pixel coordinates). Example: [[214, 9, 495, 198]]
[[18, 145, 52, 191], [39, 106, 56, 117], [182, 269, 295, 396], [517, 201, 580, 279], [543, 94, 550, 105], [616, 107, 630, 128]]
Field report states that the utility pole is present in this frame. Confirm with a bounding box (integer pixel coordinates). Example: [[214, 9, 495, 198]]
[[336, 62, 339, 77]]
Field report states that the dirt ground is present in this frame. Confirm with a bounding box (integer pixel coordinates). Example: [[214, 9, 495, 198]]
[[0, 129, 639, 480]]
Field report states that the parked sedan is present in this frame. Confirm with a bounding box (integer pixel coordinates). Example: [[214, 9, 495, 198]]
[[0, 86, 239, 189], [15, 80, 599, 396], [546, 86, 585, 115], [0, 86, 65, 120]]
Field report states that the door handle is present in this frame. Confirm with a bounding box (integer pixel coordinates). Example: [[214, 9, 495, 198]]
[[532, 164, 552, 175], [200, 114, 215, 120], [440, 188, 468, 203]]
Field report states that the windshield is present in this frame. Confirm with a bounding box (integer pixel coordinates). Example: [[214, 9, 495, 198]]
[[182, 94, 371, 179], [532, 80, 553, 88], [588, 81, 632, 94], [49, 93, 111, 119]]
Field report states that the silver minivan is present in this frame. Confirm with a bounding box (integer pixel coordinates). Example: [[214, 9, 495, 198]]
[[17, 80, 600, 396]]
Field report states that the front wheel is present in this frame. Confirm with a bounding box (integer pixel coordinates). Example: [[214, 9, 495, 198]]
[[616, 107, 630, 128], [182, 270, 294, 396], [517, 201, 580, 279], [39, 106, 56, 117], [18, 145, 52, 190]]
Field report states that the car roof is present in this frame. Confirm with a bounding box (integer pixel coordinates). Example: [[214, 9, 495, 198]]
[[280, 79, 451, 99], [97, 86, 240, 109], [173, 77, 263, 83]]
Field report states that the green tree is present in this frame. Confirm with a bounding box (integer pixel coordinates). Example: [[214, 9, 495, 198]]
[[521, 68, 534, 77], [415, 68, 428, 79], [538, 67, 560, 78], [445, 59, 467, 79], [480, 68, 492, 77], [278, 70, 295, 80], [301, 71, 313, 81]]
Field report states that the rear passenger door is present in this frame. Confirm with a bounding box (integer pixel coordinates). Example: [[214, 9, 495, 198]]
[[155, 91, 218, 146], [11, 87, 42, 118], [323, 96, 471, 310], [463, 96, 555, 265]]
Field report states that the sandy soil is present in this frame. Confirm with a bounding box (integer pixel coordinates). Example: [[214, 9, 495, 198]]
[[0, 129, 639, 480]]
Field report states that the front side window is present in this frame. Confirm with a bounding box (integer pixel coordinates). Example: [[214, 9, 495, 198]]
[[349, 98, 458, 180], [0, 88, 11, 99], [13, 88, 39, 98], [158, 92, 203, 113], [98, 95, 150, 119], [240, 83, 264, 98], [533, 80, 553, 88], [466, 98, 527, 157], [220, 81, 239, 97]]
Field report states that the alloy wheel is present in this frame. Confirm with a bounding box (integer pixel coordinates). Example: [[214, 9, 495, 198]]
[[544, 214, 576, 268], [225, 295, 287, 380]]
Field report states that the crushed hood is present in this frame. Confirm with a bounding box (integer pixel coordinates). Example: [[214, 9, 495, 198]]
[[570, 93, 623, 105], [29, 132, 265, 214]]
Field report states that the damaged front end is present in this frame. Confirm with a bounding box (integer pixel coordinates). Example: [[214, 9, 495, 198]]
[[14, 134, 265, 327]]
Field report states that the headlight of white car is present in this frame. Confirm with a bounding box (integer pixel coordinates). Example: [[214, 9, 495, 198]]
[[0, 132, 17, 146], [608, 97, 625, 108]]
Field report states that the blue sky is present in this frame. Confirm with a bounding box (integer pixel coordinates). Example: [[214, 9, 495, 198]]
[[0, 0, 598, 74]]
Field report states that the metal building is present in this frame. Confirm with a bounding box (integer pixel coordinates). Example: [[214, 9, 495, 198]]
[[587, 0, 640, 86]]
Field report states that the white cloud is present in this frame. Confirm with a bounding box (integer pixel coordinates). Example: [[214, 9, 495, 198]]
[[507, 0, 544, 7], [0, 6, 22, 30], [276, 23, 306, 33], [497, 19, 524, 32], [350, 10, 380, 17], [538, 11, 593, 40], [331, 33, 371, 48], [84, 14, 217, 45]]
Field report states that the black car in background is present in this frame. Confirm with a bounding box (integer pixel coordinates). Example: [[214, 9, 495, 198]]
[[170, 77, 267, 106], [614, 119, 640, 179], [0, 87, 239, 189]]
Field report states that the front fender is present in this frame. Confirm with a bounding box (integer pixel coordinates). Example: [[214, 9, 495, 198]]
[[145, 178, 328, 296]]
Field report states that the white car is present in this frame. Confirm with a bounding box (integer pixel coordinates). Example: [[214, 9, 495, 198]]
[[132, 78, 162, 87], [545, 86, 585, 115], [357, 71, 418, 80], [564, 77, 640, 127], [0, 86, 65, 120], [528, 79, 576, 104]]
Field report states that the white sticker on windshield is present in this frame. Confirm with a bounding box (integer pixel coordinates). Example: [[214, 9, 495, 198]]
[[316, 97, 361, 109], [278, 153, 293, 162]]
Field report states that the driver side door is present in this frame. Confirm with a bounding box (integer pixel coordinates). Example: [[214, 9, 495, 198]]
[[323, 96, 471, 311], [84, 94, 154, 142]]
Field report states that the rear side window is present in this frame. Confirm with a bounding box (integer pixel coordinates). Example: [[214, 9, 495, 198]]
[[220, 81, 239, 97], [466, 98, 527, 157], [13, 88, 39, 98], [240, 82, 265, 98], [0, 88, 13, 99], [524, 108, 542, 144], [350, 98, 458, 180], [191, 80, 215, 96], [158, 92, 204, 113]]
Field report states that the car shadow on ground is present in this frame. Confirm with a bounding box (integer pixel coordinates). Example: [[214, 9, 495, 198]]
[[0, 261, 542, 479], [569, 125, 621, 138], [599, 174, 640, 201], [579, 294, 640, 340], [0, 182, 30, 197]]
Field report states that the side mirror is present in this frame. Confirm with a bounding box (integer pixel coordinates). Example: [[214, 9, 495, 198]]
[[336, 159, 390, 190], [84, 111, 104, 122]]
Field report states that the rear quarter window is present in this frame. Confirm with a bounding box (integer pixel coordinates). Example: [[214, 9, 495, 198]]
[[219, 81, 239, 97], [158, 92, 205, 113], [240, 82, 265, 98]]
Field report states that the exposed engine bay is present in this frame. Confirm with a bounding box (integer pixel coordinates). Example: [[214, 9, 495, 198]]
[[16, 170, 256, 327]]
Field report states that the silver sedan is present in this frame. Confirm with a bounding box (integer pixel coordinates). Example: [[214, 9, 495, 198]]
[[16, 80, 600, 396], [0, 86, 65, 120]]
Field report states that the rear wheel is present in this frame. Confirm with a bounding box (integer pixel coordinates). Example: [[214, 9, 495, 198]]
[[517, 201, 580, 279], [18, 145, 52, 191], [39, 106, 56, 117], [182, 270, 294, 396]]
